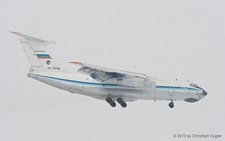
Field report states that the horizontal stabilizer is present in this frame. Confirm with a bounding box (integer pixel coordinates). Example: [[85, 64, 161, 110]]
[[10, 31, 56, 45]]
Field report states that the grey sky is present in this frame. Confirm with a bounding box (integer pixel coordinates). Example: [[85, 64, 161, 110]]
[[0, 0, 224, 140]]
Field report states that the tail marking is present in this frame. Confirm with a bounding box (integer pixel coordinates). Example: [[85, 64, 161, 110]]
[[36, 54, 52, 59]]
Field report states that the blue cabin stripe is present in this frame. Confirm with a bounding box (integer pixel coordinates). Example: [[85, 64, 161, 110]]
[[30, 74, 200, 91]]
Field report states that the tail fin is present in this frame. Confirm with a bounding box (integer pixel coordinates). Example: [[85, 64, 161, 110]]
[[11, 32, 63, 72]]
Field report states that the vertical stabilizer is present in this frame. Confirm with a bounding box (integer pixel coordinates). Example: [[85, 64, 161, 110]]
[[11, 32, 63, 72]]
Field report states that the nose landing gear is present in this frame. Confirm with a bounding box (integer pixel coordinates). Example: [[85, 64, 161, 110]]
[[169, 101, 174, 108]]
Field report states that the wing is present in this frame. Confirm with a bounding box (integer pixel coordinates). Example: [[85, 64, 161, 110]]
[[69, 62, 155, 88]]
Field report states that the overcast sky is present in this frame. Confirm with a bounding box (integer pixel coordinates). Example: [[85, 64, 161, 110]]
[[0, 0, 224, 140]]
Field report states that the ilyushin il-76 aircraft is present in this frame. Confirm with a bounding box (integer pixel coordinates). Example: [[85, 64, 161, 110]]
[[11, 32, 207, 108]]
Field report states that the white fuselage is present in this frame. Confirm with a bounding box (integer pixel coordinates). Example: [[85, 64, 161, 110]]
[[28, 71, 205, 103]]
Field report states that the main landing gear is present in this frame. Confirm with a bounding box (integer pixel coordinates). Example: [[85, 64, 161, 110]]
[[169, 101, 174, 108], [106, 97, 127, 108], [117, 98, 127, 108], [106, 97, 116, 107]]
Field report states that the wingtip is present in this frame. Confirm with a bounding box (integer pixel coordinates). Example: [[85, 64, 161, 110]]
[[10, 31, 20, 34]]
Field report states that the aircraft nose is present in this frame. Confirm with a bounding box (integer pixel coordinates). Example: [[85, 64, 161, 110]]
[[198, 88, 207, 100], [202, 89, 207, 96], [190, 83, 208, 97]]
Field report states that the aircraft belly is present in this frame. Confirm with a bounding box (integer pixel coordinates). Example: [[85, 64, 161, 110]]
[[71, 86, 150, 101]]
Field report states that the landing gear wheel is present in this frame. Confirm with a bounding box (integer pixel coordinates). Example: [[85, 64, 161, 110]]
[[117, 98, 127, 108], [106, 97, 116, 107], [106, 97, 112, 103], [110, 102, 116, 107], [117, 98, 123, 103], [121, 102, 127, 108], [169, 101, 174, 108]]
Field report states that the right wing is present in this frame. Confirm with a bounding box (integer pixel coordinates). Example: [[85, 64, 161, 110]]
[[69, 62, 155, 88]]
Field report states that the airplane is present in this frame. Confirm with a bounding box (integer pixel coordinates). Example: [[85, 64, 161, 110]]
[[11, 32, 207, 108]]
